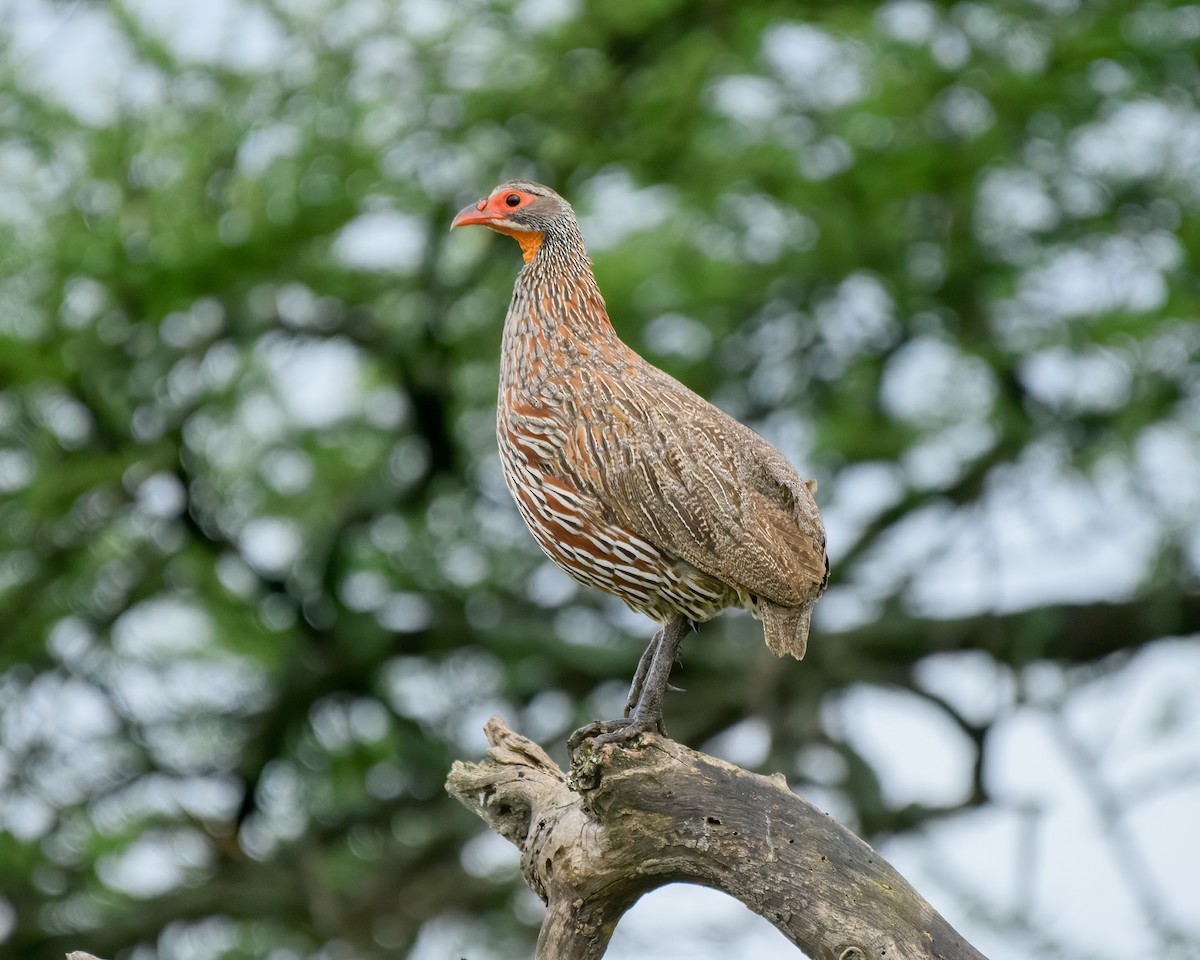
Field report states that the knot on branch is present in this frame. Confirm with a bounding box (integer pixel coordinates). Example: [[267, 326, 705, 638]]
[[447, 716, 567, 848]]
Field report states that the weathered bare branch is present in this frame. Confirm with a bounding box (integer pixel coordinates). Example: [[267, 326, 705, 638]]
[[447, 717, 987, 960]]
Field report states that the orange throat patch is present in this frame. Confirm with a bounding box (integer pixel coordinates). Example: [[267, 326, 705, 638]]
[[516, 232, 544, 263], [494, 225, 544, 263]]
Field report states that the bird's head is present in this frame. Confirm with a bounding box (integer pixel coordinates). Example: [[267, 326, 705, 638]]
[[450, 180, 575, 263]]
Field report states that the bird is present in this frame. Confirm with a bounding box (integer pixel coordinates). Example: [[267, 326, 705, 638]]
[[451, 180, 828, 748]]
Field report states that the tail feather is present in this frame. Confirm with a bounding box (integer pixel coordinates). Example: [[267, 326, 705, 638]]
[[761, 600, 812, 660]]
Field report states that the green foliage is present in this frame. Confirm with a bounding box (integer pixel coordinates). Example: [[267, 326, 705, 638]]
[[1, 1, 1198, 958]]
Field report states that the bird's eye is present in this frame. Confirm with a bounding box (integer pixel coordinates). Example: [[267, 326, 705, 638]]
[[505, 194, 521, 207]]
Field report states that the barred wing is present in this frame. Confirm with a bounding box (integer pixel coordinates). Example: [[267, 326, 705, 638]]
[[569, 374, 827, 607]]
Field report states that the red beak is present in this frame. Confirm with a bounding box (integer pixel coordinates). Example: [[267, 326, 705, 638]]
[[450, 199, 496, 230]]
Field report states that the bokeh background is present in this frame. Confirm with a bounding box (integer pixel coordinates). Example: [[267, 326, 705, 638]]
[[2, 1, 1199, 958]]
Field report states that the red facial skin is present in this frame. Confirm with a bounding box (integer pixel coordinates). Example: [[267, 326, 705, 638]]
[[451, 189, 544, 261]]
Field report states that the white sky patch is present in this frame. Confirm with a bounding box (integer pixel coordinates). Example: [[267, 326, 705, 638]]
[[708, 74, 784, 125], [5, 0, 289, 122], [377, 592, 434, 633], [0, 448, 35, 493], [729, 192, 820, 261], [841, 435, 1167, 619], [350, 38, 418, 108], [461, 828, 519, 881], [113, 599, 214, 658], [1064, 640, 1200, 793], [993, 232, 1181, 347], [260, 335, 365, 427], [882, 639, 1200, 960], [1126, 786, 1200, 933], [115, 662, 253, 724], [994, 649, 1200, 952], [1038, 233, 1181, 316], [901, 421, 998, 490], [513, 0, 579, 31], [644, 313, 714, 362], [0, 141, 47, 225], [815, 272, 899, 360], [383, 651, 503, 730], [86, 774, 243, 829], [976, 168, 1060, 242], [1136, 421, 1200, 527], [2, 675, 119, 753], [929, 26, 971, 71], [876, 0, 940, 44], [526, 561, 579, 608], [228, 392, 287, 450], [4, 0, 138, 124], [818, 460, 906, 564], [1070, 99, 1200, 188], [1019, 345, 1133, 413], [881, 337, 997, 427], [2, 675, 134, 838], [936, 85, 996, 139], [798, 135, 856, 180], [322, 0, 392, 47], [309, 696, 392, 752], [260, 446, 315, 495], [578, 169, 677, 251], [397, 0, 456, 40], [97, 828, 213, 899], [123, 0, 289, 70], [911, 454, 1159, 616], [340, 569, 390, 611], [915, 650, 1016, 727], [988, 706, 1091, 807], [237, 123, 304, 177], [609, 885, 796, 960], [332, 210, 428, 273], [848, 500, 953, 606], [762, 23, 868, 111], [438, 19, 503, 89], [701, 717, 771, 770], [274, 282, 332, 330], [1089, 58, 1133, 96], [695, 194, 819, 265], [827, 684, 976, 808], [239, 516, 303, 575]]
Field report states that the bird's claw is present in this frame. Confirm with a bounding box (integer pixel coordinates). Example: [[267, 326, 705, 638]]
[[568, 714, 664, 753]]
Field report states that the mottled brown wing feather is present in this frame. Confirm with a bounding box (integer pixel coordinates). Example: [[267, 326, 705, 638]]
[[563, 367, 827, 607]]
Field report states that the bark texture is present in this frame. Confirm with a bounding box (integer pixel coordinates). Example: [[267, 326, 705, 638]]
[[446, 717, 988, 960]]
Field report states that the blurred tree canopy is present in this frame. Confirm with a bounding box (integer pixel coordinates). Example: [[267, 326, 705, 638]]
[[1, 1, 1198, 959]]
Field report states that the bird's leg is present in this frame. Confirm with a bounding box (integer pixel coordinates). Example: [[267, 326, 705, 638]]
[[620, 615, 687, 735], [569, 614, 689, 751], [623, 628, 662, 717]]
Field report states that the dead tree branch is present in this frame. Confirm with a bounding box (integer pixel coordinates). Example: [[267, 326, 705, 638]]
[[447, 717, 988, 960]]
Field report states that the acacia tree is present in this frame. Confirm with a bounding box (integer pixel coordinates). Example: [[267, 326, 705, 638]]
[[0, 1, 1197, 959]]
